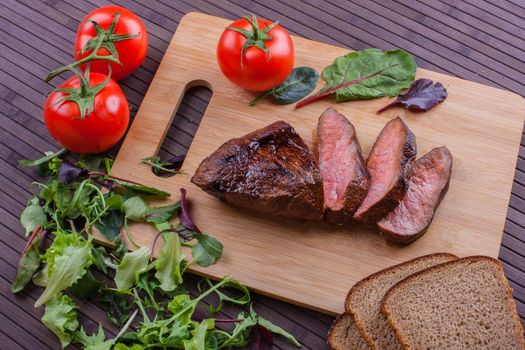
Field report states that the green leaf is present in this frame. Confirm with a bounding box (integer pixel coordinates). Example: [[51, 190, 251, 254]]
[[297, 48, 417, 108], [106, 193, 124, 209], [95, 208, 124, 240], [12, 236, 41, 293], [18, 148, 66, 167], [123, 196, 149, 221], [191, 234, 223, 267], [250, 67, 319, 105], [251, 305, 301, 347], [20, 198, 47, 236], [91, 246, 109, 273], [219, 305, 301, 348], [111, 178, 171, 198], [114, 344, 145, 350], [199, 278, 250, 313], [35, 233, 93, 307], [70, 269, 102, 299], [144, 202, 180, 224], [33, 265, 48, 287], [155, 234, 185, 291], [167, 294, 194, 325], [99, 291, 133, 326], [53, 180, 95, 220], [76, 325, 113, 350], [182, 319, 214, 350], [114, 236, 129, 260], [321, 48, 416, 101], [41, 294, 79, 348], [76, 154, 111, 172], [115, 246, 151, 291], [219, 312, 256, 348], [166, 277, 232, 329]]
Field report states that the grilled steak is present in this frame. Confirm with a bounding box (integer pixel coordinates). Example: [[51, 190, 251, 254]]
[[191, 121, 324, 221], [378, 146, 453, 244], [353, 117, 416, 223], [317, 108, 370, 224]]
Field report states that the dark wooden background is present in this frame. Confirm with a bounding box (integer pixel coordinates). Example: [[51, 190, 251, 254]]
[[1, 0, 525, 349]]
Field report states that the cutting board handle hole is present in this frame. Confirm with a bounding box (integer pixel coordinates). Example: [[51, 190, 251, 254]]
[[155, 85, 213, 178]]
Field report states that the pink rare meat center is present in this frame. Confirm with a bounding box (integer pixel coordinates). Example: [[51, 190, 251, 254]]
[[319, 112, 357, 210], [354, 120, 405, 217], [378, 146, 452, 237]]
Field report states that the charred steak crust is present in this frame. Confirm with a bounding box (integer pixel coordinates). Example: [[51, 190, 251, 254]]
[[378, 146, 453, 244], [317, 108, 370, 224], [353, 117, 417, 224], [191, 121, 324, 221]]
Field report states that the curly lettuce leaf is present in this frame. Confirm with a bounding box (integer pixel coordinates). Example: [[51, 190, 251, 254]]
[[41, 294, 79, 348], [35, 233, 93, 307], [182, 318, 215, 350], [76, 325, 114, 350]]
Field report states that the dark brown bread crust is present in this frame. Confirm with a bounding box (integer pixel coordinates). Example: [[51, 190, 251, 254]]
[[345, 253, 458, 349], [327, 313, 370, 350], [191, 121, 324, 221], [381, 256, 525, 350], [353, 118, 416, 224], [344, 253, 457, 311]]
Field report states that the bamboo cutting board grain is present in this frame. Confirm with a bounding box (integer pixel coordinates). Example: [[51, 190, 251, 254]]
[[107, 12, 525, 315]]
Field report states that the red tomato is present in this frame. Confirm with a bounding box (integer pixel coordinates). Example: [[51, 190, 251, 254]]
[[217, 16, 294, 91], [74, 6, 148, 80], [44, 73, 129, 154]]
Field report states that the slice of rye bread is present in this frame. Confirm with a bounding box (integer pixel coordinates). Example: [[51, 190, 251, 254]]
[[382, 256, 525, 350], [328, 313, 370, 350], [344, 253, 458, 350]]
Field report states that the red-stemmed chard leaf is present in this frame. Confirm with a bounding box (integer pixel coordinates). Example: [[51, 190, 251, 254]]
[[295, 48, 416, 108], [178, 188, 201, 233], [377, 78, 447, 114]]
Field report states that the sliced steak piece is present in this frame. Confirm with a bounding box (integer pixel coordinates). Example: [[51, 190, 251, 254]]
[[317, 108, 370, 224], [353, 117, 416, 223], [191, 121, 324, 221], [378, 146, 453, 244]]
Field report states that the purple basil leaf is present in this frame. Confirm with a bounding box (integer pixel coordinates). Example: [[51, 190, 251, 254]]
[[377, 78, 447, 114], [58, 161, 88, 184], [178, 188, 201, 233], [250, 324, 274, 350]]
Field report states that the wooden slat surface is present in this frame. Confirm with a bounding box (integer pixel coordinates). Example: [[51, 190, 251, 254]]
[[1, 1, 524, 348]]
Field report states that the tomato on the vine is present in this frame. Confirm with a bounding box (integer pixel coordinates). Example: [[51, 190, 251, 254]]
[[44, 71, 129, 154], [217, 15, 294, 92], [74, 6, 148, 80]]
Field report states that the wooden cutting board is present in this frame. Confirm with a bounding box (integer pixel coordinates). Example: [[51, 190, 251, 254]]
[[107, 12, 525, 315]]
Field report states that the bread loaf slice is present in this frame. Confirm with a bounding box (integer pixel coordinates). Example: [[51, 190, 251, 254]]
[[383, 256, 525, 350], [327, 313, 370, 350], [345, 253, 457, 350]]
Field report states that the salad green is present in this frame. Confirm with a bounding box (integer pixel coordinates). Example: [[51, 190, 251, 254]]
[[12, 150, 301, 349]]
